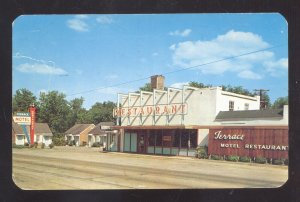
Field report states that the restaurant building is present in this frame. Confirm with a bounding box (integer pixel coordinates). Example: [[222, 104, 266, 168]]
[[112, 75, 288, 158]]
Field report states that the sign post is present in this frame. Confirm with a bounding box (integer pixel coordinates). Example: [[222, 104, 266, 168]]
[[29, 104, 36, 145]]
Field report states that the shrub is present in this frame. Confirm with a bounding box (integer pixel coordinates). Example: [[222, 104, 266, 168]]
[[12, 144, 26, 149], [41, 143, 45, 149], [272, 159, 284, 165], [254, 156, 267, 164], [211, 154, 222, 160], [49, 143, 54, 149], [34, 142, 38, 148], [226, 156, 239, 162], [52, 134, 67, 146], [284, 159, 289, 165], [239, 156, 251, 163], [92, 142, 102, 147], [196, 146, 208, 159], [24, 143, 29, 147]]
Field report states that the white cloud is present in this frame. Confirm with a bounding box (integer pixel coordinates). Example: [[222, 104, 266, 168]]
[[17, 63, 68, 76], [96, 15, 114, 24], [237, 70, 263, 80], [263, 58, 288, 76], [169, 29, 192, 37], [170, 30, 287, 79], [170, 82, 189, 89], [67, 15, 89, 32]]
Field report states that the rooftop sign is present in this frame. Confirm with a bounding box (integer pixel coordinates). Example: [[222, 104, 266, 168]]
[[113, 103, 188, 117]]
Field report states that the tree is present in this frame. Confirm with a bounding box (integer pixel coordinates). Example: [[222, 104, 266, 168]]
[[38, 91, 71, 134], [12, 88, 37, 114], [188, 81, 212, 88], [272, 96, 288, 109], [222, 85, 255, 97], [87, 101, 116, 124], [67, 97, 87, 125], [136, 83, 152, 93]]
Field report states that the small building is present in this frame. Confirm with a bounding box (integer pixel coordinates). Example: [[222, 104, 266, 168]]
[[88, 122, 118, 151], [12, 122, 53, 146], [65, 124, 95, 146]]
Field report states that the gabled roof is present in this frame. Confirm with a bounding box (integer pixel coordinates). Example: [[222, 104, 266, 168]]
[[65, 124, 94, 134], [89, 122, 115, 135], [215, 109, 283, 120], [97, 122, 115, 126], [12, 122, 53, 135]]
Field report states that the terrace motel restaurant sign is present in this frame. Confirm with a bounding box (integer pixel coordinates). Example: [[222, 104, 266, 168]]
[[208, 128, 288, 159]]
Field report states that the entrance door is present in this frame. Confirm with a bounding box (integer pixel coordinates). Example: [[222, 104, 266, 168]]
[[138, 134, 146, 153], [124, 132, 137, 152]]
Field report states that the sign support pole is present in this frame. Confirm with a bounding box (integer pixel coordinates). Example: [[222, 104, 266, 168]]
[[29, 104, 36, 145]]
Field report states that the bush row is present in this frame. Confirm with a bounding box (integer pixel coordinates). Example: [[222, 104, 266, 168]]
[[205, 154, 288, 165], [195, 146, 288, 165], [12, 143, 54, 149]]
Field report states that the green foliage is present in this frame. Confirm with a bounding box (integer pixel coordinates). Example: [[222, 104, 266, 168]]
[[34, 142, 38, 148], [254, 156, 267, 164], [49, 143, 54, 149], [52, 134, 67, 146], [137, 83, 152, 92], [272, 96, 288, 109], [272, 159, 284, 165], [12, 88, 37, 114], [92, 142, 102, 147], [222, 85, 255, 97], [239, 156, 251, 162], [38, 91, 71, 133], [196, 146, 208, 159], [189, 81, 212, 88], [12, 144, 26, 149], [210, 154, 222, 160], [226, 156, 239, 162], [87, 101, 116, 124]]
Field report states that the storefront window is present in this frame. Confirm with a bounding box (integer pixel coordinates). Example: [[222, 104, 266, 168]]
[[148, 133, 155, 146], [190, 130, 197, 148], [173, 130, 181, 147], [181, 130, 189, 148], [156, 130, 162, 146], [162, 130, 174, 147]]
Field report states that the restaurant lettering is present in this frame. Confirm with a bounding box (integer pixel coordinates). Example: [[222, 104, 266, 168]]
[[113, 103, 188, 117], [245, 144, 288, 151]]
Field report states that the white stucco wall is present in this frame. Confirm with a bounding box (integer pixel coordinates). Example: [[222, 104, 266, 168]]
[[117, 86, 262, 127]]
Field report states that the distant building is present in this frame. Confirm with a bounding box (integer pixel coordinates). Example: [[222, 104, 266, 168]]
[[65, 124, 95, 146], [12, 122, 53, 146], [88, 122, 118, 151]]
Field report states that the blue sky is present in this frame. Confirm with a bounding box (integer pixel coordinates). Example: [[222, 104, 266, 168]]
[[13, 14, 288, 109]]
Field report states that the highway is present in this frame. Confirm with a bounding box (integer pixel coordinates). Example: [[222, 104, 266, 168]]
[[12, 147, 288, 190]]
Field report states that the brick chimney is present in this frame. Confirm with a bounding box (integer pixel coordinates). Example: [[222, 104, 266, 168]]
[[151, 75, 165, 90]]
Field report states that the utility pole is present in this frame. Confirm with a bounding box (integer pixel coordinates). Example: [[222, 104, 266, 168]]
[[254, 89, 269, 110]]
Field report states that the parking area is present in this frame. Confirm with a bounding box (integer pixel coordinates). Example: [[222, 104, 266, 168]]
[[12, 146, 288, 190]]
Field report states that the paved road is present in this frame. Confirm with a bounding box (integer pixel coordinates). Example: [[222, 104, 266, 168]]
[[12, 147, 288, 190]]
